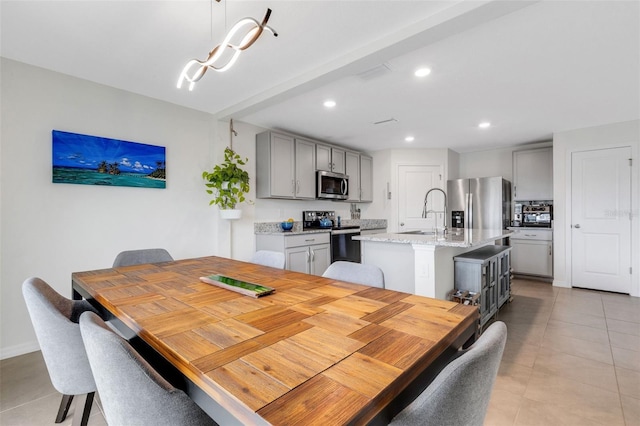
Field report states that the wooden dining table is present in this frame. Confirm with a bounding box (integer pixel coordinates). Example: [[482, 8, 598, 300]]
[[72, 256, 478, 426]]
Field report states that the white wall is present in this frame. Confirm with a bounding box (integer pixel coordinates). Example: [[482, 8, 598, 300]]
[[552, 120, 639, 296], [457, 140, 552, 181], [0, 59, 220, 358], [365, 148, 453, 232]]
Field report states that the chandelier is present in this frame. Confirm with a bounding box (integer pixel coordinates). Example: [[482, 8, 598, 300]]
[[177, 7, 277, 91]]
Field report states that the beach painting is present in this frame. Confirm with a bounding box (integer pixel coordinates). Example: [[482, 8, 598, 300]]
[[52, 130, 166, 189]]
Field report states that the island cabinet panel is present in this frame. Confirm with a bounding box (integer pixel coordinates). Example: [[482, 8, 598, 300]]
[[454, 245, 511, 328]]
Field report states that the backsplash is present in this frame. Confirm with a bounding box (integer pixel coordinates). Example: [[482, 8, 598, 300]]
[[254, 219, 387, 234]]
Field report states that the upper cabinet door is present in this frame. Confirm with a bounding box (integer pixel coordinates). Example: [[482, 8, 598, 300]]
[[331, 148, 346, 174], [256, 131, 295, 198], [316, 144, 332, 171], [316, 144, 346, 174], [345, 151, 360, 201], [513, 147, 553, 201], [294, 138, 316, 199], [359, 155, 373, 202]]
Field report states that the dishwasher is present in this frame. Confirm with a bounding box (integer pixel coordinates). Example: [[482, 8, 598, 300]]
[[331, 227, 361, 263]]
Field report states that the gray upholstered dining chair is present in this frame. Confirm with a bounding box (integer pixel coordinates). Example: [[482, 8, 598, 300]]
[[389, 321, 507, 426], [250, 250, 286, 269], [79, 311, 217, 426], [112, 248, 174, 267], [322, 261, 385, 288], [22, 277, 99, 426]]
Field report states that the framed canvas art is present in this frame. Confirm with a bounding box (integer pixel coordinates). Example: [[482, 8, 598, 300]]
[[52, 130, 166, 189]]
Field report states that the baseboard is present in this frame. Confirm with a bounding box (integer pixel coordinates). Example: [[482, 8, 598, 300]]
[[1, 341, 40, 360], [552, 279, 571, 288], [513, 273, 553, 283]]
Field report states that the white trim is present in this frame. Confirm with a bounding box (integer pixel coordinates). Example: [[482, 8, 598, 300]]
[[556, 123, 639, 297], [1, 341, 40, 360]]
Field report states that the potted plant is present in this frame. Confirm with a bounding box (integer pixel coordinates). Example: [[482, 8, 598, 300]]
[[202, 147, 250, 219]]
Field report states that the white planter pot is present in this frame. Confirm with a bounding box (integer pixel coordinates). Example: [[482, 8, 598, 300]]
[[219, 209, 242, 220]]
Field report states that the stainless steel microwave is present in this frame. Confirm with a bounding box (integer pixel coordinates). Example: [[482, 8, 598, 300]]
[[317, 170, 349, 200]]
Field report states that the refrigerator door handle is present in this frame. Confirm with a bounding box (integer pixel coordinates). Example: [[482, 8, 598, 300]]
[[465, 193, 473, 229]]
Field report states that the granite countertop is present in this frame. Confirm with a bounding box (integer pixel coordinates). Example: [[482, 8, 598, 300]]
[[354, 228, 513, 248], [254, 219, 387, 235], [507, 226, 553, 231]]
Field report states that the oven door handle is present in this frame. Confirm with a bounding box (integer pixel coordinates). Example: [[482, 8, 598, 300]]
[[331, 229, 361, 235]]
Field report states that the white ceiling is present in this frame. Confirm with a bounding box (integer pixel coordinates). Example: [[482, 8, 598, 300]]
[[2, 1, 638, 153]]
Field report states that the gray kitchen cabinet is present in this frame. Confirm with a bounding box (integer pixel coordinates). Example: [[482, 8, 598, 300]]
[[256, 131, 316, 199], [294, 137, 317, 198], [345, 151, 373, 203], [345, 151, 360, 202], [360, 155, 373, 202], [317, 144, 346, 174], [454, 245, 511, 328], [509, 228, 553, 277], [513, 147, 553, 201], [256, 232, 331, 276]]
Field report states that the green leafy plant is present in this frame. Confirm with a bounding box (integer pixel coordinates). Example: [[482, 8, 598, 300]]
[[202, 147, 250, 210]]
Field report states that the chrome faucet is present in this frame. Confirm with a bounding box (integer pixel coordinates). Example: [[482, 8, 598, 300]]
[[422, 188, 448, 234]]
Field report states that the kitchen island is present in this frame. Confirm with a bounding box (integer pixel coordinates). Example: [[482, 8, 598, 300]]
[[355, 229, 513, 300]]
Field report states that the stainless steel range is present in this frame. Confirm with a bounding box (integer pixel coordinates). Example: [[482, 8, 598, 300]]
[[303, 211, 361, 263]]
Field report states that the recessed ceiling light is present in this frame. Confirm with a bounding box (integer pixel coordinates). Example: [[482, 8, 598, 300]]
[[414, 68, 431, 77], [323, 100, 336, 108], [478, 122, 491, 129], [405, 136, 415, 142]]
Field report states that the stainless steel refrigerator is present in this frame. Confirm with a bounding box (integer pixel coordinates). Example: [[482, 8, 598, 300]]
[[447, 177, 512, 230]]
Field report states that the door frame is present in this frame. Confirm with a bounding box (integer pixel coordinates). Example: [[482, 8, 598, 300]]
[[564, 143, 638, 296]]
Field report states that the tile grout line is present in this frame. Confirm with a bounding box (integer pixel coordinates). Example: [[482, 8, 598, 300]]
[[605, 296, 630, 426], [510, 281, 558, 426]]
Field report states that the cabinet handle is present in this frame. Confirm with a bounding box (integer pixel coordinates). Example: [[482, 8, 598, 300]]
[[524, 234, 536, 237], [306, 251, 310, 263], [305, 239, 315, 242], [291, 180, 295, 195], [310, 249, 315, 261], [296, 180, 300, 194], [548, 244, 552, 256]]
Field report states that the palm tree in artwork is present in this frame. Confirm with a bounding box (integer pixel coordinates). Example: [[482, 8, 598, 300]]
[[150, 159, 166, 179], [108, 162, 120, 175], [97, 160, 108, 173]]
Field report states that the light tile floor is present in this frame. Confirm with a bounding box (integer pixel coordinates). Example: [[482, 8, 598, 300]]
[[486, 278, 640, 426], [0, 278, 638, 425]]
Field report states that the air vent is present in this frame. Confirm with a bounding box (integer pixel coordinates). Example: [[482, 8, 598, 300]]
[[373, 118, 398, 125], [356, 63, 392, 81]]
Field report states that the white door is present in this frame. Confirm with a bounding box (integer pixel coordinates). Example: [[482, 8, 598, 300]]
[[398, 165, 443, 232], [571, 147, 632, 293]]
